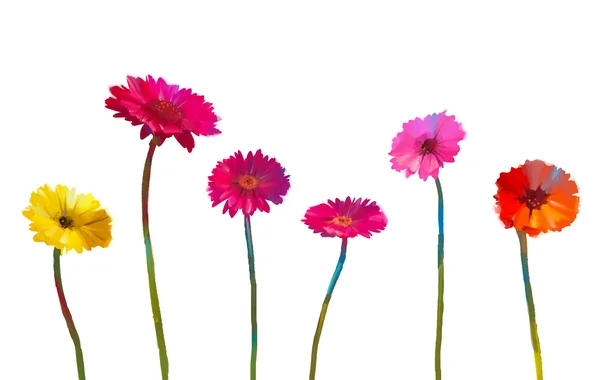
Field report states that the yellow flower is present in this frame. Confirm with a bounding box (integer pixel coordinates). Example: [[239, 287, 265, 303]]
[[23, 184, 112, 254]]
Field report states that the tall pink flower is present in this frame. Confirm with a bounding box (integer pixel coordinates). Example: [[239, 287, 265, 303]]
[[388, 111, 466, 379], [207, 150, 290, 378], [105, 75, 221, 378], [389, 111, 465, 180], [208, 150, 291, 217], [302, 197, 388, 239], [105, 75, 220, 152]]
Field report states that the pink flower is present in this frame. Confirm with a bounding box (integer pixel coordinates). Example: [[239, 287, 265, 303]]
[[302, 197, 388, 239], [208, 150, 291, 217], [105, 75, 220, 152], [389, 111, 465, 180]]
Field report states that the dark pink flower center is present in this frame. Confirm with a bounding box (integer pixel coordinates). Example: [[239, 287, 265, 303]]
[[332, 216, 353, 227], [149, 100, 184, 123], [238, 175, 259, 190], [519, 188, 549, 210], [420, 138, 438, 154]]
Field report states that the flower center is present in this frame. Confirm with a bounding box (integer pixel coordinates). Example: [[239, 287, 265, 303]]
[[238, 175, 259, 190], [520, 188, 549, 210], [150, 100, 184, 123], [332, 216, 353, 227], [420, 138, 438, 154], [59, 216, 74, 229]]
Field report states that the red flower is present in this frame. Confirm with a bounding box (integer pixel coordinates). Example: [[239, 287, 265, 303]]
[[494, 159, 579, 237], [302, 197, 388, 239], [208, 150, 291, 217], [105, 75, 220, 152]]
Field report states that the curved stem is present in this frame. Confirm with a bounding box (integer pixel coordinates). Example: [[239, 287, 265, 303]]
[[142, 141, 169, 379], [244, 214, 258, 380], [434, 177, 444, 380], [309, 238, 348, 380], [517, 230, 544, 379], [53, 248, 86, 380]]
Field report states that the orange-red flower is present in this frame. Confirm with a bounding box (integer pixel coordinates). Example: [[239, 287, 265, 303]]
[[494, 159, 579, 237]]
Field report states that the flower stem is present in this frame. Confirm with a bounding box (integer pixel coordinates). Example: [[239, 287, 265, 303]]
[[517, 230, 544, 379], [142, 141, 169, 379], [309, 238, 348, 380], [434, 177, 444, 380], [53, 248, 86, 380], [244, 214, 258, 380]]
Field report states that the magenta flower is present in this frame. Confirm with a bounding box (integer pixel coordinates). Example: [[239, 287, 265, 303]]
[[207, 150, 291, 217], [105, 75, 220, 152], [105, 75, 221, 378], [302, 197, 388, 239], [389, 111, 465, 180], [207, 150, 290, 379], [302, 197, 387, 379]]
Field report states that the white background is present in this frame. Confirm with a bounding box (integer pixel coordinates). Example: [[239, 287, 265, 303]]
[[1, 1, 598, 379]]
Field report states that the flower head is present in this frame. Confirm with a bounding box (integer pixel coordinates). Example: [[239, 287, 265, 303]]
[[105, 75, 220, 152], [23, 185, 113, 254], [208, 150, 291, 217], [494, 159, 579, 237], [389, 111, 466, 181], [302, 197, 388, 239]]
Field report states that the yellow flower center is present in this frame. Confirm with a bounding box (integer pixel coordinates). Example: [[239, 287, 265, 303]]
[[332, 216, 353, 227], [239, 175, 259, 190], [150, 100, 184, 123], [58, 216, 74, 229]]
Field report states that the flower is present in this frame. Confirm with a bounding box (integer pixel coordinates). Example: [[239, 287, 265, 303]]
[[23, 185, 113, 254], [302, 197, 388, 239], [494, 159, 579, 237], [208, 150, 291, 217], [105, 75, 220, 152], [389, 111, 466, 180]]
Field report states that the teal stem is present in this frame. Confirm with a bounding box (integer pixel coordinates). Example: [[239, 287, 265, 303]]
[[434, 177, 444, 380], [53, 248, 86, 380], [141, 140, 169, 379], [244, 214, 258, 380], [517, 230, 544, 379], [309, 238, 348, 380]]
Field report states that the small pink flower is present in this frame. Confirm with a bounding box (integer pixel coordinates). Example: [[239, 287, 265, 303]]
[[389, 111, 465, 180], [302, 197, 388, 239], [208, 150, 291, 217], [105, 75, 220, 152]]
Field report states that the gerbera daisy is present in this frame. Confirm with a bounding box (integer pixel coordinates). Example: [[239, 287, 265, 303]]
[[494, 160, 580, 379], [388, 111, 465, 380], [302, 197, 387, 380], [23, 184, 112, 254], [207, 150, 291, 217], [389, 110, 465, 181], [105, 75, 222, 378], [494, 159, 579, 237], [302, 197, 387, 239], [207, 150, 290, 380], [105, 75, 220, 152], [23, 184, 113, 380]]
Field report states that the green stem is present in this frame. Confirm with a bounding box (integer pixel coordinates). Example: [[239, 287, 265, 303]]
[[309, 238, 348, 380], [434, 177, 444, 380], [517, 230, 544, 379], [142, 140, 169, 379], [244, 214, 257, 380], [53, 248, 86, 380]]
